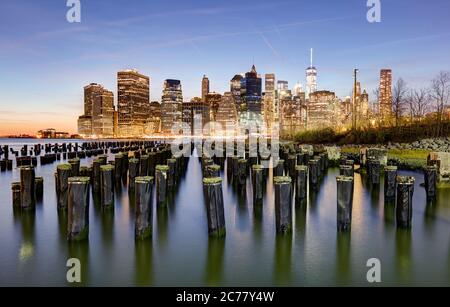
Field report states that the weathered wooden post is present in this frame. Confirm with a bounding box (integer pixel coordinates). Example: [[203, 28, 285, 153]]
[[100, 164, 114, 208], [140, 155, 149, 176], [92, 159, 102, 196], [231, 156, 239, 182], [238, 159, 247, 187], [128, 158, 139, 191], [336, 176, 354, 231], [12, 182, 21, 207], [274, 159, 284, 177], [396, 176, 415, 228], [384, 166, 397, 202], [368, 159, 380, 184], [287, 155, 296, 178], [148, 152, 156, 177], [167, 158, 176, 190], [251, 165, 264, 206], [35, 176, 44, 201], [206, 164, 220, 178], [68, 158, 80, 176], [156, 165, 169, 206], [135, 176, 154, 240], [295, 165, 308, 205], [308, 159, 319, 190], [203, 177, 226, 237], [57, 164, 71, 209], [339, 165, 354, 177], [20, 166, 35, 209], [274, 176, 292, 233], [424, 165, 437, 200], [115, 154, 123, 183], [67, 177, 90, 241]]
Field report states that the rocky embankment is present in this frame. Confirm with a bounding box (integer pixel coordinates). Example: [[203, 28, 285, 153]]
[[382, 137, 450, 152]]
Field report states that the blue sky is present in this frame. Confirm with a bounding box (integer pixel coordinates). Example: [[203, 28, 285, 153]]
[[1, 0, 450, 134]]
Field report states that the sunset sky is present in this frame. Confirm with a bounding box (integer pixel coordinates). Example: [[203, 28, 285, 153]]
[[1, 0, 450, 135]]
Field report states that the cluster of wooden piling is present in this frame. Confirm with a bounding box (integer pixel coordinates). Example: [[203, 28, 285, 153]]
[[11, 165, 44, 210]]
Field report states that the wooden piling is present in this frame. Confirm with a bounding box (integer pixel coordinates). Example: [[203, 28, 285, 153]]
[[67, 177, 90, 241], [384, 166, 397, 202], [274, 176, 292, 233], [20, 166, 35, 209], [251, 165, 264, 206], [203, 177, 226, 237], [336, 176, 354, 231], [156, 165, 169, 206], [100, 164, 115, 208], [135, 176, 154, 240], [396, 176, 415, 228]]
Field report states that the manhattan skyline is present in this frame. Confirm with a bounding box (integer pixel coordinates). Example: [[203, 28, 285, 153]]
[[1, 0, 450, 135]]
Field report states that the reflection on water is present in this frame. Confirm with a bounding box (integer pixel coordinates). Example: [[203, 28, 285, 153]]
[[396, 229, 412, 282], [0, 140, 449, 286], [205, 237, 225, 286]]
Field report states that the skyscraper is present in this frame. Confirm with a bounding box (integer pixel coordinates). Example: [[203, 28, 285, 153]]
[[264, 73, 276, 127], [117, 69, 150, 137], [206, 92, 222, 122], [216, 92, 238, 134], [202, 75, 210, 102], [240, 65, 262, 126], [306, 48, 317, 98], [230, 74, 243, 112], [77, 83, 114, 137], [379, 69, 392, 119], [161, 79, 183, 134]]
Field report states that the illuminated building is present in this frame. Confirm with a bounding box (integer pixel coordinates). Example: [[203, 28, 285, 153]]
[[182, 97, 210, 135], [206, 92, 222, 121], [240, 65, 262, 127], [117, 69, 150, 137], [77, 83, 114, 138], [379, 69, 392, 121], [230, 74, 243, 114], [215, 92, 238, 134], [305, 48, 317, 97], [161, 79, 183, 134], [145, 101, 161, 135], [202, 75, 210, 102], [307, 90, 342, 130], [264, 73, 276, 127]]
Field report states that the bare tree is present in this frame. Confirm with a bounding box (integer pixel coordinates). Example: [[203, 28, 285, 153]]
[[406, 88, 430, 122], [392, 78, 408, 127], [430, 71, 450, 136]]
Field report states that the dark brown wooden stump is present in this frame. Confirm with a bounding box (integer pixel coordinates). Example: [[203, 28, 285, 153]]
[[274, 159, 284, 177], [424, 165, 437, 200], [206, 164, 221, 178], [339, 165, 354, 177], [135, 176, 154, 240], [203, 177, 226, 237], [238, 159, 247, 187], [20, 166, 35, 209], [308, 159, 319, 190], [68, 158, 80, 176], [35, 176, 44, 201], [384, 166, 397, 202], [396, 176, 415, 228], [156, 165, 169, 206], [368, 159, 381, 184], [274, 176, 292, 234], [67, 177, 90, 241], [251, 165, 264, 206], [128, 158, 139, 191], [12, 182, 21, 207], [100, 164, 115, 208], [140, 155, 149, 176], [336, 176, 354, 232], [57, 164, 71, 209], [92, 158, 102, 195], [167, 158, 176, 190], [295, 165, 308, 205]]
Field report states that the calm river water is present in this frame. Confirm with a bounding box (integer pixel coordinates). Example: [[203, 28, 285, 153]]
[[0, 139, 449, 286]]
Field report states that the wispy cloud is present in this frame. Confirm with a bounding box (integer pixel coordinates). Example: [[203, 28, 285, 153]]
[[258, 32, 281, 58]]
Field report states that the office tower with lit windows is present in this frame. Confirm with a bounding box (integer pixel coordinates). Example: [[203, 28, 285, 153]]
[[215, 92, 238, 134], [182, 97, 210, 135], [230, 74, 243, 113], [379, 69, 392, 120], [77, 83, 114, 137], [117, 69, 150, 137], [264, 73, 276, 127], [240, 65, 262, 126], [205, 92, 222, 122], [306, 48, 317, 98], [145, 101, 161, 134], [202, 75, 210, 102], [161, 79, 183, 134]]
